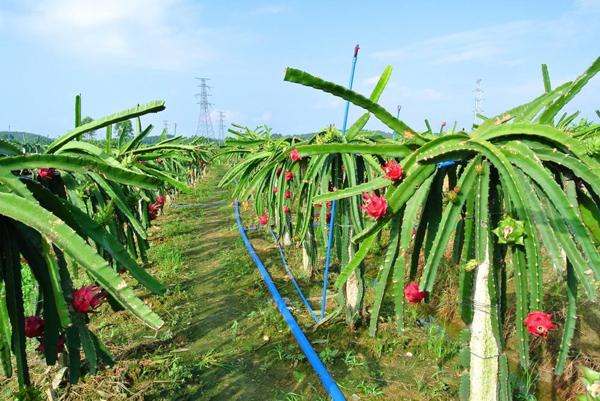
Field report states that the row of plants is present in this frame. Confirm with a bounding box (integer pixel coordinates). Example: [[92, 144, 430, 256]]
[[223, 55, 600, 399], [0, 96, 215, 397]]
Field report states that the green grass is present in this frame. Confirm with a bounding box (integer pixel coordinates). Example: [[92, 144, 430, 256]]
[[4, 165, 469, 400]]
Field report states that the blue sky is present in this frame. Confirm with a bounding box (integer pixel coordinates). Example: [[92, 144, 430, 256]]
[[1, 0, 599, 139]]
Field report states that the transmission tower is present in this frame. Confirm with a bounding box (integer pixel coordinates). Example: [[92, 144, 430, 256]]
[[163, 120, 169, 135], [195, 78, 215, 138], [217, 111, 226, 142], [473, 79, 484, 126]]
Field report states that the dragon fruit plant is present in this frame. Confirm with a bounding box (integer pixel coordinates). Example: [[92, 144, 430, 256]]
[[285, 56, 600, 400], [220, 68, 399, 327], [0, 97, 210, 390]]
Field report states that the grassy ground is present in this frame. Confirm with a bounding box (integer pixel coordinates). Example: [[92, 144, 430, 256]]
[[3, 164, 597, 400], [43, 164, 464, 400]]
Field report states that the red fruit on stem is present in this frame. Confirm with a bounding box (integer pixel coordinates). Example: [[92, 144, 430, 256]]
[[284, 191, 291, 199], [156, 196, 165, 204], [315, 203, 322, 208], [273, 187, 278, 193], [442, 122, 447, 127], [381, 160, 403, 182], [289, 149, 302, 161], [149, 204, 161, 213], [360, 192, 388, 219], [284, 171, 294, 182], [524, 311, 556, 339], [326, 210, 332, 223], [284, 206, 290, 213], [404, 282, 426, 303], [276, 167, 283, 176], [24, 316, 45, 338], [156, 158, 163, 163], [72, 285, 106, 314], [37, 168, 56, 178], [38, 335, 66, 354], [326, 201, 332, 208], [258, 211, 269, 225]]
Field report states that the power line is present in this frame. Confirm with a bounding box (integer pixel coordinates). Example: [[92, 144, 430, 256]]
[[195, 78, 215, 138]]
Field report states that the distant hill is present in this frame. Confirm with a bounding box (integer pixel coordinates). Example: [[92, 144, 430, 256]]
[[0, 131, 51, 143], [141, 134, 176, 145]]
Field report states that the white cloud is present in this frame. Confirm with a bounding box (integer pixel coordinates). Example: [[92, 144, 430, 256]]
[[312, 99, 342, 109], [374, 21, 536, 66], [250, 6, 286, 16], [210, 109, 242, 125], [575, 0, 600, 12], [380, 82, 443, 103], [253, 111, 272, 123], [363, 76, 380, 85], [11, 0, 218, 70]]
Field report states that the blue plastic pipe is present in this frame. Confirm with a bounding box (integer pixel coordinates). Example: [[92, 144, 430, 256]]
[[235, 200, 346, 401], [269, 229, 319, 323], [321, 45, 360, 321], [437, 161, 457, 168], [244, 223, 327, 231], [392, 105, 401, 140]]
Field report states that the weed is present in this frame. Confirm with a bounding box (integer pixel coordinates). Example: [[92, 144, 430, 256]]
[[270, 344, 286, 360], [148, 243, 185, 278], [342, 350, 365, 367], [292, 370, 306, 384], [373, 338, 386, 359], [166, 356, 194, 388], [319, 347, 339, 365], [162, 220, 196, 238], [196, 349, 235, 372], [425, 324, 459, 362], [510, 364, 539, 401], [230, 320, 240, 340], [356, 379, 385, 396]]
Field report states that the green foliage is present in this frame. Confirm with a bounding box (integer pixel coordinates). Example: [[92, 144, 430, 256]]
[[273, 55, 600, 399], [492, 216, 525, 245], [0, 95, 213, 390], [577, 366, 600, 400]]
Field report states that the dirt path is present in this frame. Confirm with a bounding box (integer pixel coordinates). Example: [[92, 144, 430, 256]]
[[143, 165, 465, 401], [151, 166, 330, 400]]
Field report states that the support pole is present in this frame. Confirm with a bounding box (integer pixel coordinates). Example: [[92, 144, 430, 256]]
[[321, 44, 360, 320]]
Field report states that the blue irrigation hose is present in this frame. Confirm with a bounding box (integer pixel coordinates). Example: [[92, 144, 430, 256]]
[[234, 200, 346, 401], [437, 161, 457, 168], [321, 45, 360, 321], [392, 105, 401, 141], [269, 229, 319, 323], [245, 223, 326, 231]]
